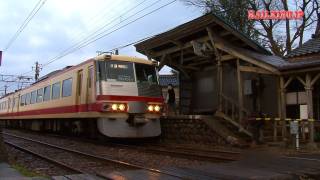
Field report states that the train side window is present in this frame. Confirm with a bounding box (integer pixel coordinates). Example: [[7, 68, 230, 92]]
[[43, 85, 51, 101], [26, 93, 31, 105], [20, 95, 26, 106], [52, 82, 61, 99], [30, 91, 37, 104], [62, 78, 72, 97], [37, 88, 44, 103]]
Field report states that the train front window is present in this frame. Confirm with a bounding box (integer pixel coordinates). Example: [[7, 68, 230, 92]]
[[135, 63, 157, 84], [97, 61, 135, 82]]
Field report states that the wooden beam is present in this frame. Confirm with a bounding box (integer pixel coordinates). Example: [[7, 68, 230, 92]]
[[296, 76, 306, 87], [220, 31, 231, 36], [158, 54, 167, 70], [279, 76, 287, 140], [311, 72, 320, 86], [180, 49, 184, 65], [170, 40, 183, 47], [239, 65, 274, 75], [282, 66, 320, 75], [284, 76, 294, 88], [237, 59, 244, 124], [305, 74, 315, 143], [150, 36, 210, 58], [188, 60, 210, 66], [206, 27, 280, 75], [221, 54, 236, 61]]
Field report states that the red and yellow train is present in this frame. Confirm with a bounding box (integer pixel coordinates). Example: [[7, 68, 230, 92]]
[[0, 54, 163, 138]]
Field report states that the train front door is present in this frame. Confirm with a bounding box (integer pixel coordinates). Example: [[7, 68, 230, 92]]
[[76, 70, 83, 108], [87, 66, 95, 107]]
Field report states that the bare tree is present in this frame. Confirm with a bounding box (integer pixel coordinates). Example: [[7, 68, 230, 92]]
[[183, 0, 319, 56]]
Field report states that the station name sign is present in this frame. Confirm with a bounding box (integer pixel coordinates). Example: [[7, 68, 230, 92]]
[[248, 10, 304, 20]]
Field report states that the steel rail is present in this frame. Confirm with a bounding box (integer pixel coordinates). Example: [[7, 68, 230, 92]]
[[3, 132, 185, 179], [105, 142, 239, 162]]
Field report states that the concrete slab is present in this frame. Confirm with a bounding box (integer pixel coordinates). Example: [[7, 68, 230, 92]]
[[0, 163, 25, 178], [185, 149, 320, 179], [0, 163, 47, 180]]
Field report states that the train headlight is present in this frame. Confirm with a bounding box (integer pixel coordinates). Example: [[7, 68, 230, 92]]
[[154, 105, 161, 112], [148, 105, 154, 112], [111, 104, 118, 111], [119, 104, 126, 111]]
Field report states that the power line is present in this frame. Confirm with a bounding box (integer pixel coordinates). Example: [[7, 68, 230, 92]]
[[61, 0, 133, 51], [1, 0, 177, 92], [6, 0, 154, 81], [43, 0, 175, 67], [43, 0, 154, 67], [3, 0, 47, 52]]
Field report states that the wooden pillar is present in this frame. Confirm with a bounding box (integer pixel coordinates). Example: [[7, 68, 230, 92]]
[[237, 59, 243, 124], [275, 77, 282, 142], [305, 74, 315, 144], [217, 59, 223, 111], [279, 76, 287, 140]]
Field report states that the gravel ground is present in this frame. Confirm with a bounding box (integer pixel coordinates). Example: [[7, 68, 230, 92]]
[[6, 144, 73, 177], [4, 129, 211, 170], [5, 136, 134, 175]]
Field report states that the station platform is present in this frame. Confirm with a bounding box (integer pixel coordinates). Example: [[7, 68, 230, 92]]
[[0, 163, 47, 180]]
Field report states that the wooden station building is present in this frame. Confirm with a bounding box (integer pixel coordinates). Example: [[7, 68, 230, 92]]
[[135, 13, 320, 147]]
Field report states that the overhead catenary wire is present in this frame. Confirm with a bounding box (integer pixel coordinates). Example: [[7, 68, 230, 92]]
[[0, 0, 47, 90], [7, 0, 154, 79], [42, 0, 176, 68], [0, 0, 143, 89], [42, 0, 158, 67], [1, 0, 177, 93], [62, 0, 138, 52], [3, 0, 47, 52]]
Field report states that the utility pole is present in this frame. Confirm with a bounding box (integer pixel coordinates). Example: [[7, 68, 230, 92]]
[[4, 85, 7, 95], [33, 61, 42, 81]]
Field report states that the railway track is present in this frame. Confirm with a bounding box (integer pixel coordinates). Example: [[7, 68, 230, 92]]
[[3, 132, 188, 179], [3, 130, 240, 162], [106, 143, 240, 162]]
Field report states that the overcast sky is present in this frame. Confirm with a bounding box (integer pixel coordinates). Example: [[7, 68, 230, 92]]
[[0, 0, 202, 93]]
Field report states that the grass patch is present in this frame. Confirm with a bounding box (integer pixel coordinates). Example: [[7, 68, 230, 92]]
[[11, 163, 40, 177]]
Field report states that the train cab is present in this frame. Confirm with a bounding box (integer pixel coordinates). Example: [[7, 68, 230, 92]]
[[94, 54, 164, 138]]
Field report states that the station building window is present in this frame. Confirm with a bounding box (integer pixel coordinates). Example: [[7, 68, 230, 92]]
[[31, 91, 37, 104], [43, 85, 51, 101], [52, 82, 61, 99], [62, 78, 72, 97], [37, 88, 43, 103], [26, 93, 31, 105]]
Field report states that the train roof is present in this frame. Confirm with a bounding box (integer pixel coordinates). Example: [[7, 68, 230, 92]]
[[95, 54, 155, 65]]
